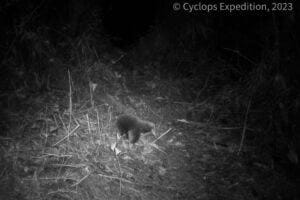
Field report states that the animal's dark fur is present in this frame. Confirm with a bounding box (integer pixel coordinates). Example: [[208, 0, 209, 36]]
[[116, 114, 154, 144]]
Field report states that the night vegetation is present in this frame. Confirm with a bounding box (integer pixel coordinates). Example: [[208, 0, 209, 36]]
[[0, 0, 298, 199]]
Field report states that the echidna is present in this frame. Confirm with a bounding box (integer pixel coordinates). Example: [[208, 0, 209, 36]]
[[116, 114, 154, 143]]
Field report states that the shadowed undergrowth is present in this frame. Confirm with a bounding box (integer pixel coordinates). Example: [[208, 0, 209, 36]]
[[0, 12, 299, 200]]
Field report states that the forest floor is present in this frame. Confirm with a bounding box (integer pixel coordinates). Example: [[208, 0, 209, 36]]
[[0, 49, 298, 200]]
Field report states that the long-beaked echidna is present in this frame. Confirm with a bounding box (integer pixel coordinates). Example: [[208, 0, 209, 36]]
[[116, 114, 155, 144]]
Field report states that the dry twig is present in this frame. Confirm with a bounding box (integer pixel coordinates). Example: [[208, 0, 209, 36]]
[[238, 98, 252, 154]]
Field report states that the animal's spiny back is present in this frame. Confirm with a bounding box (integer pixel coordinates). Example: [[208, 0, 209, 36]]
[[116, 114, 154, 143]]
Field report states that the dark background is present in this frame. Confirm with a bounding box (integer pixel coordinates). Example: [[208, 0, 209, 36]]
[[1, 0, 298, 76]]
